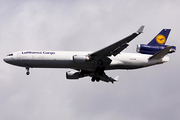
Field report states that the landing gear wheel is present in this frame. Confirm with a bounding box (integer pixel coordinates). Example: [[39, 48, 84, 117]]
[[96, 77, 100, 82], [26, 71, 30, 75], [91, 77, 96, 82], [26, 67, 30, 75]]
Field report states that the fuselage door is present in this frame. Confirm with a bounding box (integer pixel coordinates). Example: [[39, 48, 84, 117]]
[[17, 52, 21, 59]]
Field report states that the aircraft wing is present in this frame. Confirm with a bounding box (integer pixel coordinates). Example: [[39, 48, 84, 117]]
[[89, 26, 144, 60], [99, 72, 118, 83], [74, 26, 144, 83], [88, 71, 118, 83]]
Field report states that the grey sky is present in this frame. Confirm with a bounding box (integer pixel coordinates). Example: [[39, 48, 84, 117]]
[[0, 0, 180, 120]]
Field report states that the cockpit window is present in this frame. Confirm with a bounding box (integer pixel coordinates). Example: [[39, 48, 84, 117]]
[[7, 54, 13, 56]]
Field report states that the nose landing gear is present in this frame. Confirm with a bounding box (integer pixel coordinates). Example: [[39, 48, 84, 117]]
[[26, 67, 30, 75]]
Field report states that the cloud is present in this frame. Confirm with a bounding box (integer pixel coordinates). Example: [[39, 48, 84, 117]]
[[0, 0, 180, 120]]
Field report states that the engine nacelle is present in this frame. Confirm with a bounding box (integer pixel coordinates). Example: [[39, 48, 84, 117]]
[[73, 55, 90, 63], [137, 44, 176, 54], [66, 71, 80, 79]]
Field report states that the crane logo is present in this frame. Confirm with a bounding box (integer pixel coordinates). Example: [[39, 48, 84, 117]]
[[156, 34, 166, 44]]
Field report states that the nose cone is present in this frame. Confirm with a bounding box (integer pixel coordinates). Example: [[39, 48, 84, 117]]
[[3, 57, 14, 64]]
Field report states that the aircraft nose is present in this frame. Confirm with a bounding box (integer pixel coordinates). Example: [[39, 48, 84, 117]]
[[3, 57, 9, 63], [3, 57, 13, 64]]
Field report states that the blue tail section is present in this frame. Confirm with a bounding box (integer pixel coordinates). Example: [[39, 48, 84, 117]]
[[137, 29, 176, 55], [148, 29, 171, 46]]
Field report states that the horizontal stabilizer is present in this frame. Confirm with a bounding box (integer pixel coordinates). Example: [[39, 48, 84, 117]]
[[149, 46, 173, 60]]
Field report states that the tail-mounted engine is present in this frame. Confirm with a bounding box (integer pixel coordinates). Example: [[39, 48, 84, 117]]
[[137, 44, 176, 55]]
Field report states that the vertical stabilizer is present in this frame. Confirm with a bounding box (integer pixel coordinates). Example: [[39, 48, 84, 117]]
[[148, 29, 171, 46]]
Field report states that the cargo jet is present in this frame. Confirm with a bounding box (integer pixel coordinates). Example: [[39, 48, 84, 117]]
[[3, 26, 176, 83]]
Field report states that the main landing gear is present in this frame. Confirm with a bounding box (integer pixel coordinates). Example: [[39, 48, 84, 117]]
[[91, 76, 100, 82], [26, 67, 30, 75], [91, 60, 104, 82]]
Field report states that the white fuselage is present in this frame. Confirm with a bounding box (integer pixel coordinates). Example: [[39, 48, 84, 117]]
[[3, 51, 169, 71]]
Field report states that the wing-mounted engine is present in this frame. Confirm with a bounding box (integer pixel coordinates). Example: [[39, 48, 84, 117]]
[[66, 71, 88, 79], [73, 55, 90, 63], [66, 71, 81, 79], [137, 44, 176, 54]]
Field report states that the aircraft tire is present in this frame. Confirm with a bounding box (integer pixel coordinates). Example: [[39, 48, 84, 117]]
[[26, 72, 30, 75], [91, 77, 96, 82], [96, 77, 100, 82]]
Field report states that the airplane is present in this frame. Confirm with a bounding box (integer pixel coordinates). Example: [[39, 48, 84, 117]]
[[3, 26, 176, 83]]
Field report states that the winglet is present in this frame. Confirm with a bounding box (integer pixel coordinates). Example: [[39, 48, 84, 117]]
[[149, 46, 173, 60], [137, 26, 145, 34]]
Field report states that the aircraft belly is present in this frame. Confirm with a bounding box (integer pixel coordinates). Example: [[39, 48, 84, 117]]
[[16, 59, 96, 70], [107, 64, 143, 70]]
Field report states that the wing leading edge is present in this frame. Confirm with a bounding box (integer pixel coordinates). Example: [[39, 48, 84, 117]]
[[89, 26, 144, 60]]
